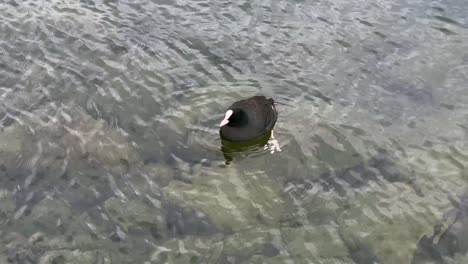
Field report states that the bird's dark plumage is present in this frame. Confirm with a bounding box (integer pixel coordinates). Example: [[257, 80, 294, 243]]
[[219, 96, 278, 142]]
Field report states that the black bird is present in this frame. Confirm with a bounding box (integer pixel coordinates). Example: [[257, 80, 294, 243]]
[[219, 96, 278, 142]]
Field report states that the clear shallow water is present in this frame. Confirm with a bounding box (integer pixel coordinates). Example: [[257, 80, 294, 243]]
[[1, 0, 468, 263]]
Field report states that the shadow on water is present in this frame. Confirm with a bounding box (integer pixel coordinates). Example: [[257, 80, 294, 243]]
[[220, 131, 272, 165], [315, 148, 422, 197], [413, 190, 468, 263]]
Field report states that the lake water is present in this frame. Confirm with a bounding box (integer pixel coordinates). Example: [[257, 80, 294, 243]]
[[1, 0, 468, 263]]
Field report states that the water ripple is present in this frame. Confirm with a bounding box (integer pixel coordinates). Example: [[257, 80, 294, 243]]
[[1, 0, 468, 262]]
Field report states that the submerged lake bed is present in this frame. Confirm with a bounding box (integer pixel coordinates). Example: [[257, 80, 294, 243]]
[[1, 0, 468, 263]]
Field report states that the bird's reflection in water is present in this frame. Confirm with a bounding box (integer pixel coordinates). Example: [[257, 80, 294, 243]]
[[221, 131, 279, 165]]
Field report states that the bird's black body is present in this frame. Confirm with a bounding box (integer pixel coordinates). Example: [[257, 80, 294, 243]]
[[220, 96, 278, 142]]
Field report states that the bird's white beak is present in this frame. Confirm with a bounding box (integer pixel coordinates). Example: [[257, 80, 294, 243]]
[[219, 110, 233, 127], [219, 118, 229, 127]]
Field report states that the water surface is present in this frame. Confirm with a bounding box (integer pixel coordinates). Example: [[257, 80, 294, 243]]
[[1, 0, 468, 263]]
